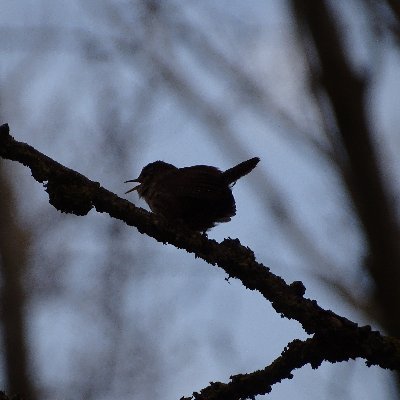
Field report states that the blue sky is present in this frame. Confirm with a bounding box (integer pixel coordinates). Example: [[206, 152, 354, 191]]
[[1, 1, 399, 399]]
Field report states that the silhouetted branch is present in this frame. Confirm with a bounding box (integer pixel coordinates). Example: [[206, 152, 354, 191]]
[[1, 123, 400, 400], [182, 332, 397, 400]]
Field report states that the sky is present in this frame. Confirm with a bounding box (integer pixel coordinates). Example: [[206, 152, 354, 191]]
[[1, 1, 399, 399]]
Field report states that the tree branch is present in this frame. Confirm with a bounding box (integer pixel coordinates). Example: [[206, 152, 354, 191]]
[[182, 332, 397, 400], [1, 123, 400, 400]]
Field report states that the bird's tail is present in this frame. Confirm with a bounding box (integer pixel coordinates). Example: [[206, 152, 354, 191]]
[[222, 157, 260, 184]]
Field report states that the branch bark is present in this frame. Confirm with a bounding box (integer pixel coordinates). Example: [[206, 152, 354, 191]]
[[1, 123, 400, 399]]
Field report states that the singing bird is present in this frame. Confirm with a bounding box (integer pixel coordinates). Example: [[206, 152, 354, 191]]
[[125, 157, 260, 231]]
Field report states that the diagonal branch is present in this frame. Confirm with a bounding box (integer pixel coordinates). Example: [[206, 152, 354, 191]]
[[181, 332, 397, 400], [1, 124, 400, 382]]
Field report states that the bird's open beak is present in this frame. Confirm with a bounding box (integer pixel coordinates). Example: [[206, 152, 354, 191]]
[[124, 179, 141, 194]]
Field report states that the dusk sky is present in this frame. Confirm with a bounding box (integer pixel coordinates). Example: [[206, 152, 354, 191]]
[[1, 1, 399, 399]]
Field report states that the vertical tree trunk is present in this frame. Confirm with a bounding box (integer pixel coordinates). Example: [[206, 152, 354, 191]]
[[0, 162, 36, 400], [290, 0, 400, 395]]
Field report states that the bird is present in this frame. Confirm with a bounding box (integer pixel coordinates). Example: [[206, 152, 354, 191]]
[[125, 157, 260, 231]]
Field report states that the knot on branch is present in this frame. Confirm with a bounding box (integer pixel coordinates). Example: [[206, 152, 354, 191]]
[[45, 178, 95, 215]]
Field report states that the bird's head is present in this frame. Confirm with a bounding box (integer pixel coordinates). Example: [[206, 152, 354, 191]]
[[125, 161, 176, 196]]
